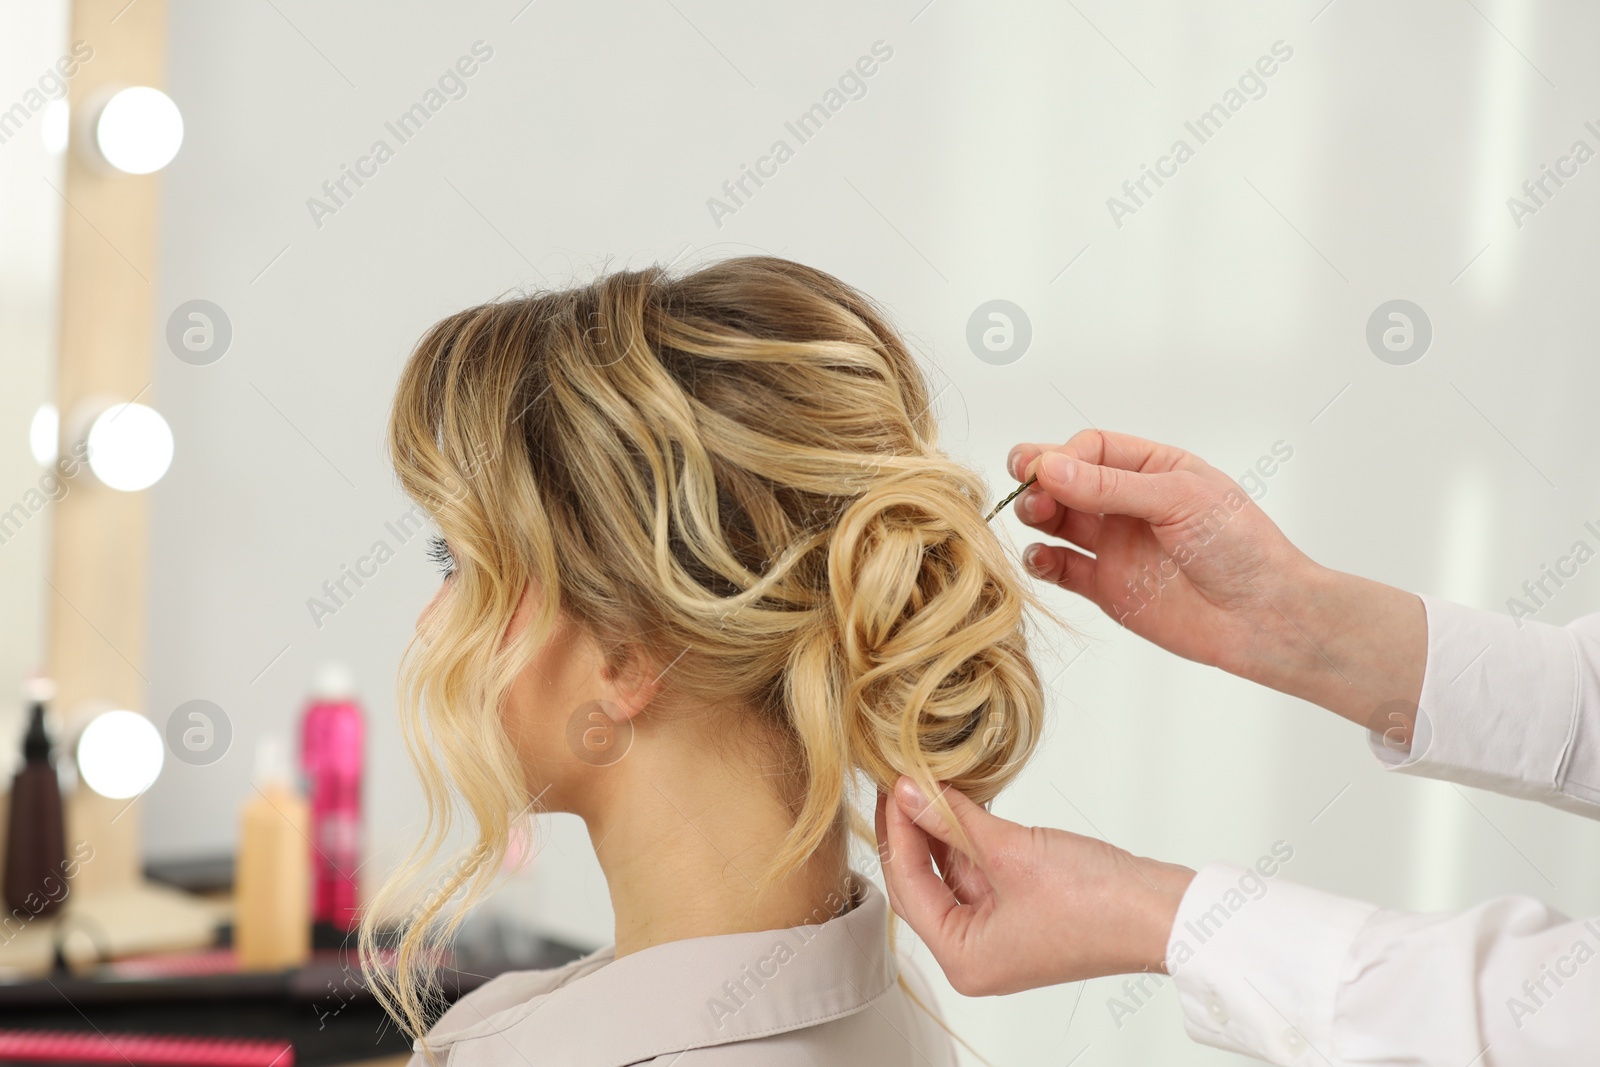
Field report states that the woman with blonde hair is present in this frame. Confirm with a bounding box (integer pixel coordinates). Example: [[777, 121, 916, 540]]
[[367, 255, 1051, 1064]]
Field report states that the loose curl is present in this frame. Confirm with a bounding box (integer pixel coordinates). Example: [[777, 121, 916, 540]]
[[366, 255, 1060, 1044]]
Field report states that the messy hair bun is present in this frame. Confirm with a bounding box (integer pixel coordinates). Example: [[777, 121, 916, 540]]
[[787, 458, 1041, 870], [376, 254, 1051, 1036]]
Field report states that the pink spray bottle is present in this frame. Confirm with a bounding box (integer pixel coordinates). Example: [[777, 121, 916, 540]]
[[298, 662, 364, 933]]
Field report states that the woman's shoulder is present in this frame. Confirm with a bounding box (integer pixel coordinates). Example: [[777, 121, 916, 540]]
[[414, 944, 616, 1053]]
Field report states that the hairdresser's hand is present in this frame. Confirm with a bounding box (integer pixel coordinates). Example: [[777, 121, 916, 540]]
[[1008, 429, 1425, 730], [874, 778, 1193, 995], [1009, 430, 1312, 674]]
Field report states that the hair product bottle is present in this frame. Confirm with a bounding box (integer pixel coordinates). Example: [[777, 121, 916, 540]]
[[4, 678, 67, 918], [235, 735, 311, 970], [299, 662, 364, 932]]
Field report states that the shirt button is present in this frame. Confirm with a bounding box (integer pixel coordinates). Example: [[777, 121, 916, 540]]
[[1206, 994, 1229, 1025], [1283, 1028, 1306, 1052]]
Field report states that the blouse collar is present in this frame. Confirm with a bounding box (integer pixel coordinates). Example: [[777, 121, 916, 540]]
[[417, 872, 898, 1066]]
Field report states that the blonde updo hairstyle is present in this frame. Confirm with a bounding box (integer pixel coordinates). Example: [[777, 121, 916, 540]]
[[367, 255, 1053, 1040]]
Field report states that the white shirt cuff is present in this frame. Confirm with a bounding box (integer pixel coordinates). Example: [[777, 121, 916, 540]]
[[1366, 594, 1600, 817], [1166, 860, 1377, 1065]]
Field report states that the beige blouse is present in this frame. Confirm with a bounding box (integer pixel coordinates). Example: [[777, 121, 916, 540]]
[[406, 873, 958, 1066]]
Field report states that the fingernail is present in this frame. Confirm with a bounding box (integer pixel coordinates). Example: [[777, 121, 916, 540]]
[[1040, 452, 1075, 483], [1022, 543, 1046, 576], [895, 775, 928, 812], [1007, 448, 1025, 480]]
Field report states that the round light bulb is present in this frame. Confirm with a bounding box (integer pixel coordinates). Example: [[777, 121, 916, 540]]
[[77, 710, 164, 799], [30, 404, 59, 467], [95, 87, 183, 174], [86, 402, 174, 491]]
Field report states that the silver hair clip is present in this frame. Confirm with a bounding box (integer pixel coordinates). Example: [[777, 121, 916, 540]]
[[984, 475, 1036, 523]]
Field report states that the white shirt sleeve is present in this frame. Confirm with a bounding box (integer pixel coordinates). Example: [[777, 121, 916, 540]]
[[1366, 596, 1600, 817], [1166, 599, 1600, 1063], [1168, 863, 1600, 1065]]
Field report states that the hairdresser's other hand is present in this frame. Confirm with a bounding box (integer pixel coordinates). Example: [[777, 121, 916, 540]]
[[1007, 429, 1425, 730], [1009, 430, 1311, 677], [875, 777, 1193, 996]]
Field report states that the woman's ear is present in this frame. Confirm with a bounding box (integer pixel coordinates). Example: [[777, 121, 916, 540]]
[[599, 648, 663, 722]]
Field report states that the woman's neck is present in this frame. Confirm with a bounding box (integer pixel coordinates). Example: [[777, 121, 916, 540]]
[[580, 715, 851, 959]]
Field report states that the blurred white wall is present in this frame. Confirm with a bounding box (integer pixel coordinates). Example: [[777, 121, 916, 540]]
[[0, 0, 68, 776], [140, 1, 1600, 1062]]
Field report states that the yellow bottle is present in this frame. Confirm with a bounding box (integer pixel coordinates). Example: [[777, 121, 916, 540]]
[[235, 736, 311, 971]]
